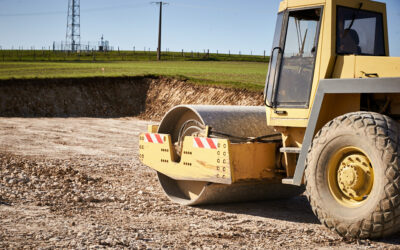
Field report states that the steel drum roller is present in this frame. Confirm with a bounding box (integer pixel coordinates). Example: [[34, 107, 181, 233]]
[[157, 105, 304, 205]]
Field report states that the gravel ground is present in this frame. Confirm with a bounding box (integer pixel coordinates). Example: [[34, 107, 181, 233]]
[[1, 118, 400, 249]]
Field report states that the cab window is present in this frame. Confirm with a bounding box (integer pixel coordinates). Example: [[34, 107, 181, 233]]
[[337, 6, 385, 56]]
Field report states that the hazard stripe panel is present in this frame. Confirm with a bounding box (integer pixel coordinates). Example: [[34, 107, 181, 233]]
[[193, 137, 218, 149], [144, 133, 164, 144]]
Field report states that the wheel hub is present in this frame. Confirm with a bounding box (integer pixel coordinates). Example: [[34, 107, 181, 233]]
[[337, 153, 372, 200], [338, 165, 359, 187], [328, 147, 374, 207]]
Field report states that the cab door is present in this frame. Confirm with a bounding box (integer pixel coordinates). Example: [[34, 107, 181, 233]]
[[265, 8, 322, 109]]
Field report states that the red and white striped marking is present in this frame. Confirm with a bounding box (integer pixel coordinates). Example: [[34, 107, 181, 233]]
[[144, 133, 164, 144], [193, 137, 218, 149]]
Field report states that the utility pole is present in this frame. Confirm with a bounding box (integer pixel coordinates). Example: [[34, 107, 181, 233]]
[[152, 1, 168, 60]]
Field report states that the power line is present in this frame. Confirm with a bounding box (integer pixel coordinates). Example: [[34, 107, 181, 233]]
[[0, 10, 65, 17], [151, 1, 168, 61], [0, 4, 150, 17]]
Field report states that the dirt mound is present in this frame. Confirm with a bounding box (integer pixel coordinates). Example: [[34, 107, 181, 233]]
[[139, 77, 264, 120], [0, 76, 263, 119]]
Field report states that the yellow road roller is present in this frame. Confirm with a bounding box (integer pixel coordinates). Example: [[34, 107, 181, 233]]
[[140, 0, 400, 239]]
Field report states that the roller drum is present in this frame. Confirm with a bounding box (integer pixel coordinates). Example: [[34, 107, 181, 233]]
[[157, 105, 276, 142], [156, 105, 304, 205], [158, 172, 304, 205]]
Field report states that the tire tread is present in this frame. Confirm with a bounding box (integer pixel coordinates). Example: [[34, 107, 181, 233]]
[[305, 112, 400, 238]]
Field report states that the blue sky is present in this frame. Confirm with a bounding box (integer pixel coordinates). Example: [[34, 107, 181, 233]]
[[0, 0, 400, 56]]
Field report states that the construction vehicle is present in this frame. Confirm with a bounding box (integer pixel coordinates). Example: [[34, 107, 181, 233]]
[[139, 0, 400, 239]]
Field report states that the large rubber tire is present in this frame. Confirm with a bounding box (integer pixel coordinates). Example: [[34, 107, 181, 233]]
[[305, 112, 400, 239]]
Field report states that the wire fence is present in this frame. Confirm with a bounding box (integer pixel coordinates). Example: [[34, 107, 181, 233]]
[[0, 46, 270, 63]]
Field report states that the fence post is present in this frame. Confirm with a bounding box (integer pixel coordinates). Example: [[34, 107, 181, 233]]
[[181, 49, 184, 57], [207, 49, 209, 58], [264, 50, 266, 59], [229, 50, 230, 57]]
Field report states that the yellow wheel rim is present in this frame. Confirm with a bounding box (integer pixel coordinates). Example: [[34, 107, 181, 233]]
[[327, 146, 374, 207]]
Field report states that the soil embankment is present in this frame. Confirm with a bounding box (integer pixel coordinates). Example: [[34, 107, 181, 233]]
[[0, 76, 264, 119]]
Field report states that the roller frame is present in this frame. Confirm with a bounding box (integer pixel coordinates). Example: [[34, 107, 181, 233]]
[[138, 105, 304, 205], [139, 131, 279, 184]]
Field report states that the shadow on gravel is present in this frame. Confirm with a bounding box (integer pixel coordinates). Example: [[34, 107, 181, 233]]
[[201, 195, 320, 224], [0, 201, 11, 206], [203, 197, 400, 244], [375, 237, 400, 245], [376, 237, 400, 245]]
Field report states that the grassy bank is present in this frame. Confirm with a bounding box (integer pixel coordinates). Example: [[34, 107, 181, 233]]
[[0, 50, 269, 63], [0, 61, 268, 90]]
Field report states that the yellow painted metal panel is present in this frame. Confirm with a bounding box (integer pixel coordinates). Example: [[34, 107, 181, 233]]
[[139, 134, 232, 184], [315, 93, 360, 134], [287, 0, 326, 9], [268, 117, 308, 127], [330, 56, 400, 79], [230, 142, 277, 182], [355, 56, 400, 78], [332, 55, 356, 78], [279, 1, 287, 12], [267, 108, 309, 127], [139, 133, 280, 184], [147, 125, 159, 133], [279, 0, 326, 12]]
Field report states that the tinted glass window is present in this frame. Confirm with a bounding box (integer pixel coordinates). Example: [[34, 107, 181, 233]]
[[337, 6, 385, 56]]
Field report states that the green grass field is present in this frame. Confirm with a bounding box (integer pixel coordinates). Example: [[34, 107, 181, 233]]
[[0, 50, 269, 63], [0, 61, 269, 90]]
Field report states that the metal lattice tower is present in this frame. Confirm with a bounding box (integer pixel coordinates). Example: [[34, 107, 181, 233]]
[[66, 0, 80, 51]]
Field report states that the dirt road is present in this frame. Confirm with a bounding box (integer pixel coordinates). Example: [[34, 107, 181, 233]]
[[1, 118, 399, 249]]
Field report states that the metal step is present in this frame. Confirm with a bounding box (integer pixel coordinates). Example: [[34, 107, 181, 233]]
[[282, 178, 294, 185], [279, 147, 301, 154]]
